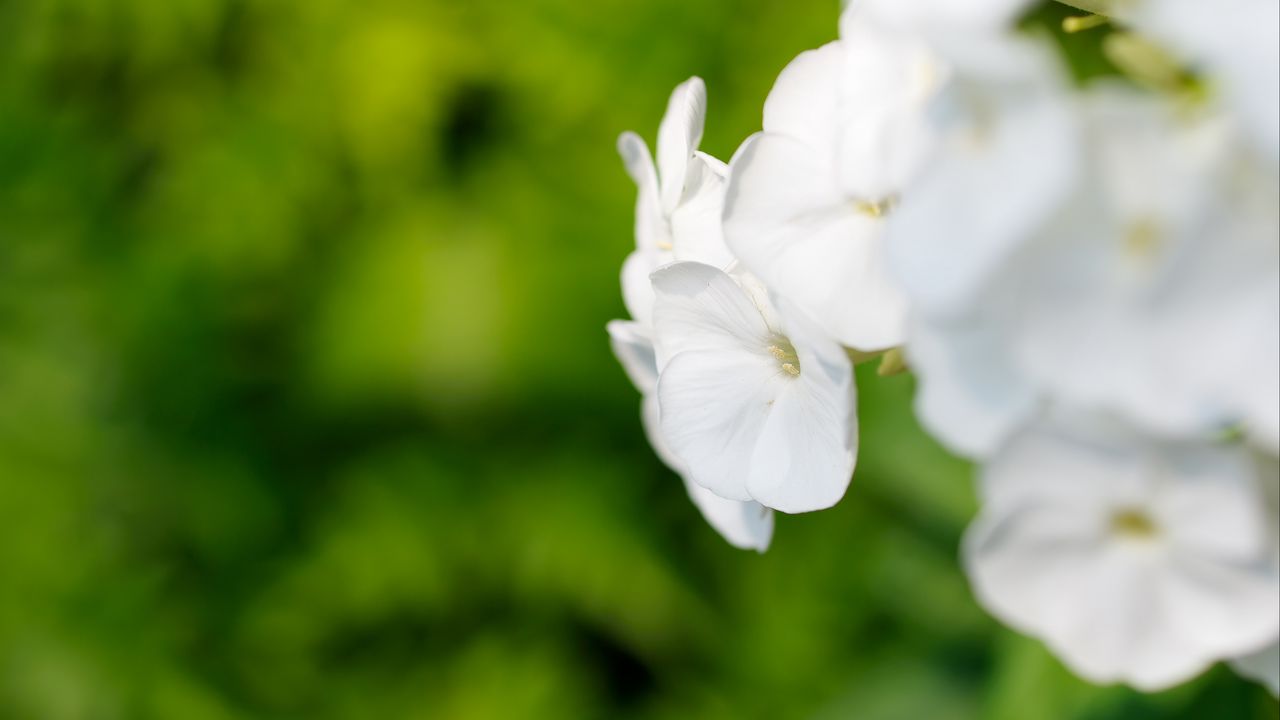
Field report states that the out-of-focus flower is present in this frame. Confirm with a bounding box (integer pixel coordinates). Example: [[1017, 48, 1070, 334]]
[[887, 36, 1078, 318], [651, 262, 857, 513], [723, 6, 943, 351], [1007, 88, 1280, 445], [1126, 0, 1280, 162], [608, 320, 774, 551], [906, 85, 1278, 456], [618, 77, 734, 328], [965, 414, 1280, 690], [853, 0, 1033, 36], [906, 300, 1040, 459]]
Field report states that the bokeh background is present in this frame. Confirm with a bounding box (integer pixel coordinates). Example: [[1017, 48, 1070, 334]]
[[0, 1, 1275, 718]]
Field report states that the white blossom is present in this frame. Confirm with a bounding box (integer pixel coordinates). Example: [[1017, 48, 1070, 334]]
[[886, 36, 1079, 318], [1006, 87, 1280, 445], [881, 31, 1075, 457], [907, 301, 1040, 459], [904, 85, 1279, 456], [608, 320, 774, 552], [853, 0, 1033, 36], [651, 262, 857, 513], [611, 78, 771, 550], [1126, 0, 1280, 162], [965, 414, 1280, 690], [618, 77, 734, 329], [722, 6, 944, 351], [606, 1, 1280, 694]]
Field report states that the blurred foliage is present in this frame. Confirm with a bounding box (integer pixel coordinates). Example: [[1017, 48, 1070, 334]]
[[0, 1, 1274, 718]]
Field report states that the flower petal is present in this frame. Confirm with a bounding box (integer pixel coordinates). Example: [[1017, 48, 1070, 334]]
[[887, 39, 1078, 317], [620, 250, 657, 329], [669, 155, 735, 268], [908, 314, 1038, 459], [640, 395, 775, 552], [836, 14, 941, 200], [657, 77, 707, 216], [724, 132, 908, 350], [1156, 445, 1270, 564], [967, 417, 1280, 691], [606, 320, 657, 395], [851, 0, 1032, 35], [1158, 553, 1280, 668], [650, 262, 773, 369], [745, 304, 857, 513], [762, 42, 844, 152], [617, 131, 667, 254], [684, 478, 775, 552], [1130, 0, 1279, 161], [657, 349, 783, 503]]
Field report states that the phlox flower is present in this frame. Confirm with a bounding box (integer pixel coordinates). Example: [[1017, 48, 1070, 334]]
[[1125, 0, 1280, 162], [906, 295, 1040, 459], [722, 5, 945, 351], [619, 77, 734, 329], [965, 414, 1280, 690], [651, 262, 857, 514], [610, 77, 772, 550], [904, 85, 1279, 457], [886, 35, 1079, 318], [1007, 87, 1280, 448]]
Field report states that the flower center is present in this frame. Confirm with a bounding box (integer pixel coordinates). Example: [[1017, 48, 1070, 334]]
[[852, 195, 898, 219], [1121, 218, 1163, 263], [767, 340, 801, 378], [1110, 507, 1159, 540]]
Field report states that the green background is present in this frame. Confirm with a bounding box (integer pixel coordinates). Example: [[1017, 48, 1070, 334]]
[[0, 0, 1273, 717]]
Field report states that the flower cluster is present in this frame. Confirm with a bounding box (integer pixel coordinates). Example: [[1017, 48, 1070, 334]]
[[608, 0, 1279, 694]]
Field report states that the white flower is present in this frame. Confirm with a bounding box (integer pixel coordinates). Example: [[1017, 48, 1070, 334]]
[[1006, 87, 1280, 445], [886, 35, 1079, 318], [651, 262, 857, 513], [607, 319, 774, 552], [853, 0, 1033, 35], [618, 77, 734, 329], [905, 84, 1278, 456], [870, 30, 1075, 457], [723, 7, 944, 351], [610, 77, 771, 550], [907, 302, 1040, 459], [965, 414, 1280, 691], [1126, 0, 1280, 162]]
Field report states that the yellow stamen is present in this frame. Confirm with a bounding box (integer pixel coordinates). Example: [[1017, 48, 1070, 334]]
[[1122, 218, 1162, 262], [852, 195, 898, 219], [1111, 508, 1158, 539], [767, 342, 801, 378]]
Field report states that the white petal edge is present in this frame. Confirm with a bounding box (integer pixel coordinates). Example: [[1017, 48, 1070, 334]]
[[657, 77, 707, 216]]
